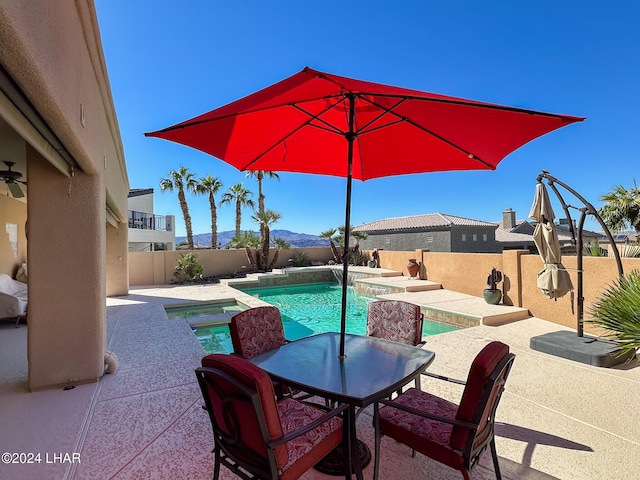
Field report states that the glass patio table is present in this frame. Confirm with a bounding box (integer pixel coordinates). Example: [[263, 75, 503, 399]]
[[249, 332, 436, 480]]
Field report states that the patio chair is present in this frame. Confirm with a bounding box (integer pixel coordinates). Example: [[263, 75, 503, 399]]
[[229, 306, 287, 360], [229, 306, 294, 399], [367, 300, 424, 390], [373, 341, 515, 480], [196, 354, 349, 480]]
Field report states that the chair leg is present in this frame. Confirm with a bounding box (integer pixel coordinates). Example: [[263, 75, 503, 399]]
[[373, 403, 381, 480], [212, 446, 221, 480], [490, 437, 502, 480]]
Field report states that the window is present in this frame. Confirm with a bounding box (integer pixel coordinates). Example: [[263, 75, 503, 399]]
[[483, 233, 488, 241], [461, 233, 466, 242], [385, 237, 391, 245], [426, 235, 433, 243], [472, 234, 477, 241]]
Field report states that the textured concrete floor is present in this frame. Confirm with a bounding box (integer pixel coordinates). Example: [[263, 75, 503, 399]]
[[1, 283, 639, 480]]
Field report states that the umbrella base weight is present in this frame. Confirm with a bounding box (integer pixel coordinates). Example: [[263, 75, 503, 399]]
[[314, 438, 371, 475], [530, 331, 635, 368]]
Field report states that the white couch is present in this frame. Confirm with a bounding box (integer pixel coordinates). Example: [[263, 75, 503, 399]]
[[0, 274, 28, 326]]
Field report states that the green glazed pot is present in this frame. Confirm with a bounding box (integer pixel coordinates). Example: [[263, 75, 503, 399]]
[[483, 288, 502, 305]]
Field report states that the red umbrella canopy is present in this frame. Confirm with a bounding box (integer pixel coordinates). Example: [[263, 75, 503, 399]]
[[145, 67, 585, 180]]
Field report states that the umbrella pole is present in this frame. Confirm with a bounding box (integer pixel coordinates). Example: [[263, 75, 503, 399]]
[[339, 94, 356, 359]]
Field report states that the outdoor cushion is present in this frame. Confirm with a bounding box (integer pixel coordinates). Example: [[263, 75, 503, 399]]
[[230, 306, 287, 359]]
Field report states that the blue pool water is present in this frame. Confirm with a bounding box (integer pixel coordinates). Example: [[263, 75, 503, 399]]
[[190, 282, 458, 354]]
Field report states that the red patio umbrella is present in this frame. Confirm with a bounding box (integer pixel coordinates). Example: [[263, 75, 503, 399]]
[[145, 66, 584, 358]]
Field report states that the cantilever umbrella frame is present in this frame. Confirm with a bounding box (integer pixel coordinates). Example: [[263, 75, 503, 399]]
[[146, 67, 584, 358]]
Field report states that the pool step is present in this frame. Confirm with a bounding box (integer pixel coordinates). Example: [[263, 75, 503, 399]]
[[355, 276, 442, 294], [377, 289, 531, 329]]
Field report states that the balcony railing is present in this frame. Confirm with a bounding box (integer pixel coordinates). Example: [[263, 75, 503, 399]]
[[128, 210, 171, 231]]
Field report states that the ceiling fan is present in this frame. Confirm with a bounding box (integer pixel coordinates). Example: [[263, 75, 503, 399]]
[[0, 161, 27, 198]]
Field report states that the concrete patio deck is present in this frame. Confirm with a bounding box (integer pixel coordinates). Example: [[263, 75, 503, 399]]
[[1, 283, 639, 479]]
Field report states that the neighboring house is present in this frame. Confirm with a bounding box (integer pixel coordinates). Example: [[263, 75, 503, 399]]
[[354, 213, 500, 253], [0, 2, 129, 390], [128, 188, 175, 251], [355, 208, 603, 254]]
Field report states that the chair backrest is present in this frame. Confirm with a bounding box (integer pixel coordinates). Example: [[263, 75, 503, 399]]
[[196, 354, 289, 472], [229, 306, 287, 359], [451, 341, 515, 452], [366, 300, 423, 346]]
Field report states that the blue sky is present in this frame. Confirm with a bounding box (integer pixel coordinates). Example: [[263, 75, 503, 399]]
[[95, 1, 638, 237]]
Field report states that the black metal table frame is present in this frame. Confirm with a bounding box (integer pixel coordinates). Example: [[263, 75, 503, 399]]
[[249, 332, 436, 480]]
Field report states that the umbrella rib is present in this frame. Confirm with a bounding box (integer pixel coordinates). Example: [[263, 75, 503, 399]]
[[291, 102, 346, 136], [239, 100, 345, 170], [353, 91, 580, 120], [356, 95, 495, 168], [148, 94, 350, 134]]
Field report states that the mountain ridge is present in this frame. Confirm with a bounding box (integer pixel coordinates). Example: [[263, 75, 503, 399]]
[[175, 229, 329, 248]]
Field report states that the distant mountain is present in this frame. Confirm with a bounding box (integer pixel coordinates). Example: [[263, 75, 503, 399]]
[[176, 229, 329, 249]]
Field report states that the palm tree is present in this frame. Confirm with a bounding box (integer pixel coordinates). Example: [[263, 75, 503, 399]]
[[252, 208, 281, 270], [195, 175, 223, 248], [336, 225, 368, 264], [587, 269, 640, 359], [246, 170, 280, 238], [228, 231, 260, 270], [319, 228, 341, 263], [160, 166, 197, 250], [599, 183, 640, 234], [268, 237, 291, 270], [220, 183, 255, 238]]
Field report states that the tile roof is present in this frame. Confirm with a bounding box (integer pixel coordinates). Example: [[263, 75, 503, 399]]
[[353, 213, 497, 233]]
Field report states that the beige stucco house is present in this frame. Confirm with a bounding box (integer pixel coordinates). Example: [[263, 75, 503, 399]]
[[0, 2, 129, 390]]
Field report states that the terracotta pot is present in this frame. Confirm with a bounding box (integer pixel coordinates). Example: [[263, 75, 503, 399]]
[[407, 259, 420, 278]]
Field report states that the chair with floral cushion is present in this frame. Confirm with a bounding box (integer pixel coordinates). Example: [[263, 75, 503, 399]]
[[196, 354, 350, 480], [230, 306, 287, 360], [367, 300, 424, 390], [229, 306, 293, 398], [372, 341, 515, 480]]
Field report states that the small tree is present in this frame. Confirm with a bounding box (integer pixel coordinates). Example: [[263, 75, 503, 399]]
[[268, 237, 291, 269], [228, 231, 261, 270], [252, 208, 282, 270], [319, 228, 341, 263]]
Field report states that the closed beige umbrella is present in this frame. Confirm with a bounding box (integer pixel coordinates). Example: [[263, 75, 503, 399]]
[[529, 183, 573, 299]]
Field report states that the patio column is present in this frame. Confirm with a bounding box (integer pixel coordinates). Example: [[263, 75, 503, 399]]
[[27, 149, 106, 390], [106, 222, 128, 296]]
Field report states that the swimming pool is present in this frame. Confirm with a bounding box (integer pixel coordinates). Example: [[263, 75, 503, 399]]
[[188, 282, 458, 354]]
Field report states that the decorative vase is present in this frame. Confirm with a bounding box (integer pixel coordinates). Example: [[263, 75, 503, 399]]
[[407, 259, 420, 278], [483, 288, 502, 305]]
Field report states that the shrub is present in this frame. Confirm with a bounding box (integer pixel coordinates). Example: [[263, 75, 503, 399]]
[[173, 253, 204, 283]]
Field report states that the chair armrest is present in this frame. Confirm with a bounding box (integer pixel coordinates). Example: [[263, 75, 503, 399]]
[[267, 402, 348, 448], [420, 371, 466, 385], [377, 398, 477, 431]]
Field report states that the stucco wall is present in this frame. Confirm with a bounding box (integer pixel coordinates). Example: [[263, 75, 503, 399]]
[[368, 248, 640, 332], [0, 1, 130, 389], [28, 153, 106, 389], [129, 247, 334, 286]]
